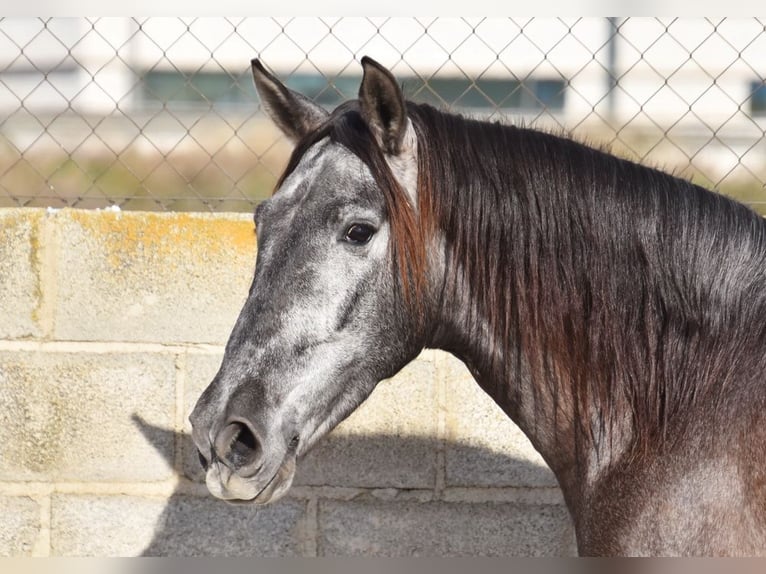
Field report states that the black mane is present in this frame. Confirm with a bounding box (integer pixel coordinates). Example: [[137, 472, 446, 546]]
[[406, 102, 766, 454]]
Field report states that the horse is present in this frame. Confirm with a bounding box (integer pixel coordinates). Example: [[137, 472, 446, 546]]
[[189, 56, 766, 556]]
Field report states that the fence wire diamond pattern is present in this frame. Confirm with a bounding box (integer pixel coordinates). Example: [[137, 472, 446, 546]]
[[0, 17, 765, 213]]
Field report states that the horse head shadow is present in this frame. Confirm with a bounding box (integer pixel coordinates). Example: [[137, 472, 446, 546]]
[[132, 414, 574, 556]]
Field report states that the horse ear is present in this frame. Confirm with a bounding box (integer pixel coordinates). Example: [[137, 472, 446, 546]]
[[358, 56, 407, 155], [251, 59, 329, 142]]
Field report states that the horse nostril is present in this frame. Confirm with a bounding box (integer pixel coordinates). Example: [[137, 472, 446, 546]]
[[197, 448, 209, 471], [230, 422, 257, 458], [215, 420, 262, 472]]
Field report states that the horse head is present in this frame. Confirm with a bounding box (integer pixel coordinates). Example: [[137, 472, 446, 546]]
[[189, 58, 434, 504]]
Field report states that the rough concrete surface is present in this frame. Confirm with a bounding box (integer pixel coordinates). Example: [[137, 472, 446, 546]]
[[318, 499, 576, 556], [51, 494, 307, 557], [0, 350, 175, 481], [0, 208, 573, 557], [0, 496, 40, 557], [0, 209, 42, 339], [52, 210, 256, 344]]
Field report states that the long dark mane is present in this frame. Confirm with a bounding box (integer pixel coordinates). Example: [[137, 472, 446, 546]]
[[279, 100, 766, 458]]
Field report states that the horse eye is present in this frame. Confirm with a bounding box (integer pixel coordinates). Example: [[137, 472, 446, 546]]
[[344, 223, 375, 245]]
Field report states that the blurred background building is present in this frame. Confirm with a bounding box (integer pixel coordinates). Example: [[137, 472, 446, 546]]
[[1, 17, 764, 212]]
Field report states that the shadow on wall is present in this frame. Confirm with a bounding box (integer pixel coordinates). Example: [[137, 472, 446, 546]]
[[133, 417, 576, 557]]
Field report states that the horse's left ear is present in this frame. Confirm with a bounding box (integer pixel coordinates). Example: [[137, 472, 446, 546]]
[[359, 56, 407, 155]]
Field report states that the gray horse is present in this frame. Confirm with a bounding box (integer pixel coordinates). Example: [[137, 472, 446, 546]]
[[190, 56, 766, 555]]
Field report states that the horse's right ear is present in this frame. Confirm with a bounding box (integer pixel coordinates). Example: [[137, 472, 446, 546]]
[[251, 59, 329, 142]]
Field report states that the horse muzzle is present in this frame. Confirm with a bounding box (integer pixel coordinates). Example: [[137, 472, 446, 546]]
[[190, 410, 299, 505], [204, 448, 297, 505]]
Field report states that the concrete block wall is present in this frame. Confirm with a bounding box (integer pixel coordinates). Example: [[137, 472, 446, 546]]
[[0, 208, 576, 557]]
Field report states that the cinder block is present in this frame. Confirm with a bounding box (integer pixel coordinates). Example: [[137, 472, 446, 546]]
[[184, 353, 439, 489], [52, 209, 256, 344], [51, 494, 307, 556], [0, 209, 42, 339], [0, 496, 40, 557], [441, 354, 559, 488], [0, 350, 175, 481], [318, 499, 576, 556]]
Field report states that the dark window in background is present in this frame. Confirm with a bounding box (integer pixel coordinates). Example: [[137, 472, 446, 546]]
[[404, 76, 565, 111], [751, 81, 766, 115], [142, 70, 255, 106], [141, 70, 566, 112]]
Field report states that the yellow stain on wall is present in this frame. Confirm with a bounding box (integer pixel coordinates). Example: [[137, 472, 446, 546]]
[[66, 209, 258, 270]]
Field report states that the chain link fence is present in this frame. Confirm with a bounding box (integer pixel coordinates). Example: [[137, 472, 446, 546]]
[[1, 17, 765, 213]]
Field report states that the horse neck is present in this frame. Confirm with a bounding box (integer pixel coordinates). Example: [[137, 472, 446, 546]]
[[421, 114, 766, 506], [417, 117, 637, 498], [427, 235, 612, 498]]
